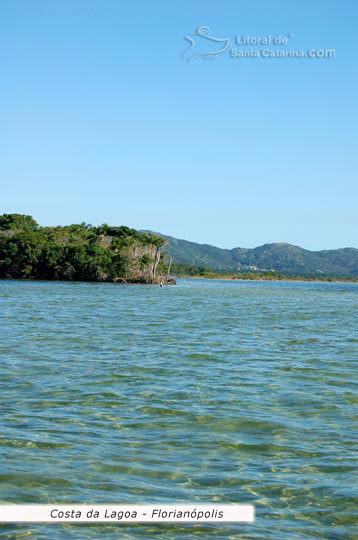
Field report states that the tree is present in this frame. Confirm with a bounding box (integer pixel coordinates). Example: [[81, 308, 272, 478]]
[[0, 214, 38, 231]]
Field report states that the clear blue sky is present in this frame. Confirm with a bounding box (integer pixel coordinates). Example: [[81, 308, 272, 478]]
[[1, 0, 357, 250]]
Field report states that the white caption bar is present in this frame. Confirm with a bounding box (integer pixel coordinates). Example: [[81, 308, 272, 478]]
[[0, 504, 254, 523]]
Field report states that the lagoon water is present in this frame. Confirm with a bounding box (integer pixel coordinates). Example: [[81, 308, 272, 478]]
[[0, 279, 357, 539]]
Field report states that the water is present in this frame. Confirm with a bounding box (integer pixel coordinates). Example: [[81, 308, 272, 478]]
[[0, 278, 357, 539]]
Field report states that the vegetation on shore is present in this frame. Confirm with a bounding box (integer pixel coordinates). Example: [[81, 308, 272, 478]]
[[0, 214, 167, 283], [1, 214, 356, 284], [171, 263, 358, 283]]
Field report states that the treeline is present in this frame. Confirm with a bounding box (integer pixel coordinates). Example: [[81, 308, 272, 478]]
[[171, 263, 358, 283], [0, 214, 166, 282]]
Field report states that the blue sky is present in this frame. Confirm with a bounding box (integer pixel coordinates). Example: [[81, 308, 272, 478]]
[[1, 0, 357, 250]]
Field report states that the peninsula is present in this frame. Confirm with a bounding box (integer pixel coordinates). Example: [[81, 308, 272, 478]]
[[0, 214, 167, 284]]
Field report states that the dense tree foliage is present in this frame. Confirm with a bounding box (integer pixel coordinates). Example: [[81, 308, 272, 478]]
[[0, 214, 166, 282], [0, 213, 39, 231]]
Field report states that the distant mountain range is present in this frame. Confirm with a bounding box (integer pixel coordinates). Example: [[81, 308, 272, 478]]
[[152, 233, 358, 277]]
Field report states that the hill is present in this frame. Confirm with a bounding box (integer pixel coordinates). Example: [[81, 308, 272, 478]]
[[157, 234, 358, 277]]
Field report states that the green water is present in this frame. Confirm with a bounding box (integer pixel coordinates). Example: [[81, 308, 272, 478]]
[[0, 279, 357, 539]]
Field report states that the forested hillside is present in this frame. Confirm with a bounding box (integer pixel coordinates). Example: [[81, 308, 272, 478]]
[[159, 234, 358, 277]]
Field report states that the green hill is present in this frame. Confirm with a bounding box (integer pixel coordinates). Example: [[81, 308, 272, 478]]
[[158, 234, 358, 277]]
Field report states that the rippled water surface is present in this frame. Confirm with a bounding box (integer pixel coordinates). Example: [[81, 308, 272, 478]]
[[1, 279, 357, 539]]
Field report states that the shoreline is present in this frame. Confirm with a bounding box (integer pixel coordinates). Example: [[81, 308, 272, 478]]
[[1, 275, 357, 285], [176, 275, 358, 284], [0, 277, 175, 286]]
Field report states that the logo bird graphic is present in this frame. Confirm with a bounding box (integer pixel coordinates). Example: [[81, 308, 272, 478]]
[[182, 26, 230, 62]]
